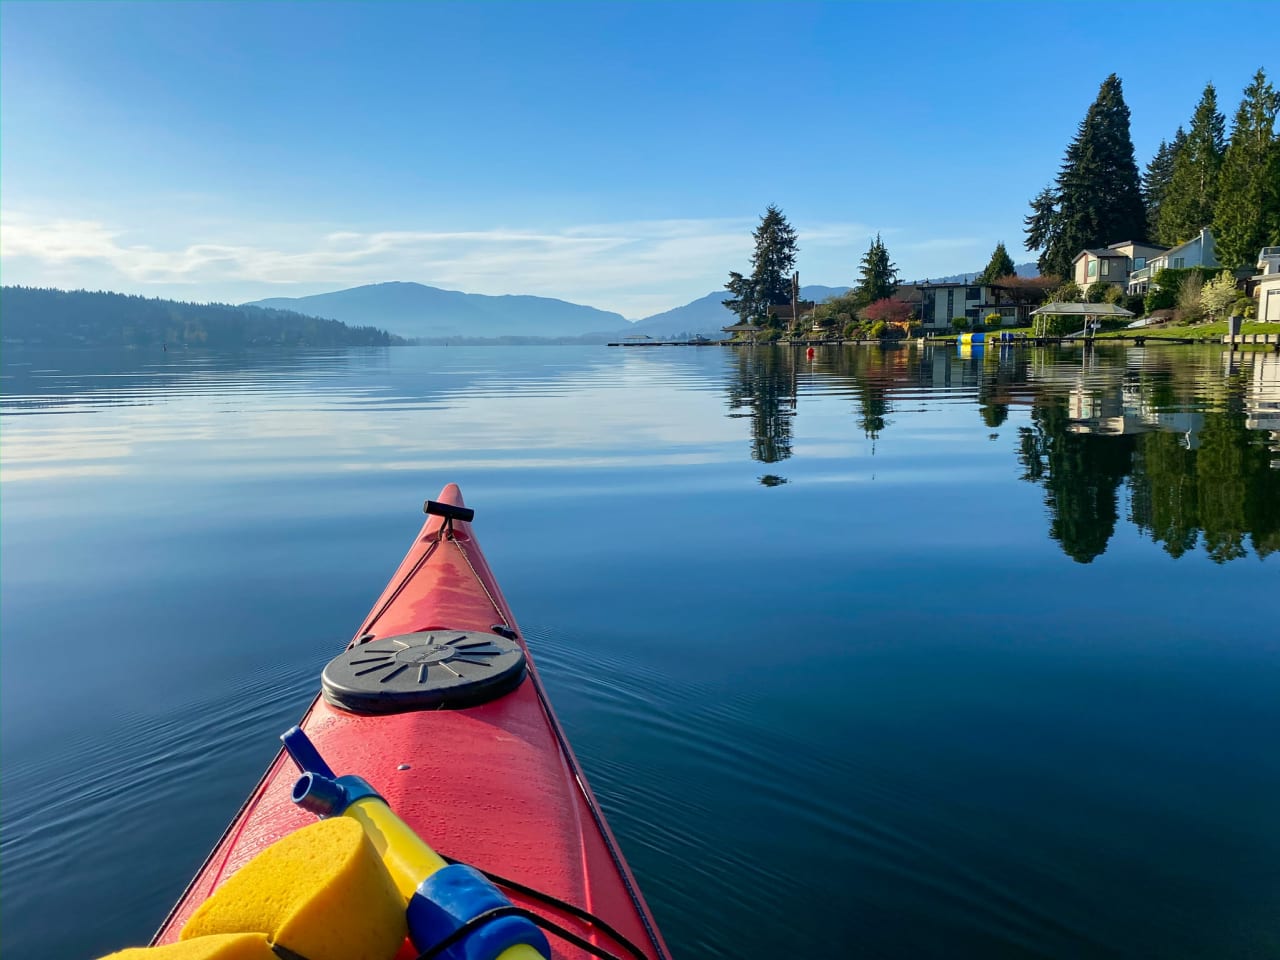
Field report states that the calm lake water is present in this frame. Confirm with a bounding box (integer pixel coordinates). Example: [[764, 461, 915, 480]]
[[2, 343, 1278, 959]]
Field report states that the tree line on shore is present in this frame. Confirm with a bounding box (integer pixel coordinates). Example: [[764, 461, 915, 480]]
[[724, 69, 1276, 341], [1, 287, 401, 349]]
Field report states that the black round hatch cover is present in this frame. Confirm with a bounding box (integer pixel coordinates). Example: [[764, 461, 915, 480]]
[[321, 630, 526, 714]]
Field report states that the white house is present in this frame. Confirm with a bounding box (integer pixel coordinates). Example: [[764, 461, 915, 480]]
[[1255, 246, 1280, 323], [1127, 227, 1220, 295], [1072, 240, 1166, 290], [915, 281, 1029, 330]]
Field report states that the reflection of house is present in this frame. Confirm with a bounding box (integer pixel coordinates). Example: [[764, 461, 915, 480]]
[[1127, 227, 1219, 295], [1067, 382, 1204, 447], [1232, 351, 1280, 466], [915, 282, 1031, 330], [1072, 240, 1166, 289], [1253, 246, 1280, 323]]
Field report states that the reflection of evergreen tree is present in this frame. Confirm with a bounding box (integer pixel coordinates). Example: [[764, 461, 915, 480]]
[[976, 366, 1011, 428], [980, 403, 1009, 428], [1129, 399, 1280, 563], [1017, 396, 1136, 563], [855, 379, 889, 439], [1021, 357, 1280, 564], [1129, 431, 1200, 559], [848, 347, 891, 439], [726, 348, 795, 464]]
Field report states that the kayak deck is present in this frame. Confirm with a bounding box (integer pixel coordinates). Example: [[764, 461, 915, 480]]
[[153, 485, 668, 960]]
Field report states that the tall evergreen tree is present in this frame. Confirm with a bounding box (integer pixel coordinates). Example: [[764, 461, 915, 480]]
[[1024, 185, 1062, 276], [1141, 128, 1184, 241], [1026, 75, 1145, 278], [855, 233, 899, 304], [1158, 84, 1226, 246], [1213, 69, 1280, 269], [723, 205, 799, 322], [978, 242, 1017, 283]]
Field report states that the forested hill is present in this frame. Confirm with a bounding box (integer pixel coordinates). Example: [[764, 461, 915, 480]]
[[1, 287, 401, 349]]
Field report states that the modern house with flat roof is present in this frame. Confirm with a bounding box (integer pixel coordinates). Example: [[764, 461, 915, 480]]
[[1072, 240, 1166, 289], [1127, 227, 1219, 295], [915, 281, 1030, 330]]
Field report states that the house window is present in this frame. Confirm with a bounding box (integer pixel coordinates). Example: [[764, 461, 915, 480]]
[[966, 286, 980, 300], [1101, 260, 1111, 276], [1134, 257, 1146, 270], [946, 289, 955, 317], [1174, 257, 1185, 268], [966, 307, 979, 319], [1088, 260, 1097, 278]]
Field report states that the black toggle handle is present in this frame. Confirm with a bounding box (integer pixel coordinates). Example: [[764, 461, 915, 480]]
[[424, 500, 475, 523]]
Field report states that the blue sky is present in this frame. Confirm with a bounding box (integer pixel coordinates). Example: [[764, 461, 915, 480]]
[[2, 1, 1275, 318]]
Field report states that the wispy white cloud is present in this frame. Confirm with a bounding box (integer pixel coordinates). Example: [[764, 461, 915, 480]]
[[0, 210, 963, 316]]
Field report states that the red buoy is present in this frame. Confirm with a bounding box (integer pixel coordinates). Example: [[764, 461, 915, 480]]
[[806, 347, 815, 360]]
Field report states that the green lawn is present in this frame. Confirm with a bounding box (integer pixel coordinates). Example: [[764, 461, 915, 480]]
[[1095, 320, 1277, 341]]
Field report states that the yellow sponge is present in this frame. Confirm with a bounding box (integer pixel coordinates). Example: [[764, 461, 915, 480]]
[[181, 817, 407, 960], [98, 933, 276, 960]]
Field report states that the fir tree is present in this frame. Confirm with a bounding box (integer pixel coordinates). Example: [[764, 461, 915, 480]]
[[1027, 75, 1145, 278], [855, 233, 898, 304], [1024, 185, 1062, 276], [723, 205, 799, 322], [978, 242, 1017, 284], [1142, 128, 1184, 241], [1213, 69, 1280, 270], [1158, 84, 1226, 246]]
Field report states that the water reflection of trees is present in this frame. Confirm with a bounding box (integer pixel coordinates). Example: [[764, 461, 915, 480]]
[[1018, 397, 1137, 563], [1019, 378, 1280, 564], [726, 347, 796, 466], [721, 343, 1279, 563]]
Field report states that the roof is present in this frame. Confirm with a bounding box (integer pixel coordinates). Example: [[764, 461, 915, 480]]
[[1107, 240, 1167, 251], [721, 321, 763, 332], [1156, 226, 1213, 262], [1031, 302, 1135, 317], [1072, 248, 1126, 263]]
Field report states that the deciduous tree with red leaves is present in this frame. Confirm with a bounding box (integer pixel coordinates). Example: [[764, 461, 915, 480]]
[[862, 297, 913, 323]]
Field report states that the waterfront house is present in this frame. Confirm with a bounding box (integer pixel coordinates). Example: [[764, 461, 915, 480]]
[[1127, 227, 1219, 295], [1254, 247, 1280, 323], [915, 281, 1031, 331], [1072, 240, 1166, 290]]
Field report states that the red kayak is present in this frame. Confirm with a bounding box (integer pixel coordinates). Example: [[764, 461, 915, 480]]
[[153, 484, 670, 960]]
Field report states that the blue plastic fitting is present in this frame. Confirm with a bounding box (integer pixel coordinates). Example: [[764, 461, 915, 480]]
[[281, 726, 336, 779], [408, 864, 550, 960], [290, 770, 384, 818]]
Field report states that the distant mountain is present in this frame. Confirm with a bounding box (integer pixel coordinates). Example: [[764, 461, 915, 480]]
[[244, 282, 627, 340], [627, 284, 851, 338], [910, 262, 1039, 284], [0, 286, 398, 349]]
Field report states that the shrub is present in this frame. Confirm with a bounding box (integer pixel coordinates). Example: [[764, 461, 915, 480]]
[[1145, 286, 1176, 313], [951, 316, 970, 332], [1122, 294, 1146, 315], [1038, 313, 1079, 336], [1174, 273, 1205, 324], [1102, 284, 1125, 305], [1234, 295, 1257, 320], [1049, 280, 1083, 303], [985, 312, 1002, 328], [1085, 281, 1110, 303], [1200, 270, 1240, 320], [869, 320, 888, 339], [842, 320, 859, 340]]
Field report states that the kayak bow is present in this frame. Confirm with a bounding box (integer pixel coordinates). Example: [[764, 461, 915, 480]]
[[152, 485, 670, 960]]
